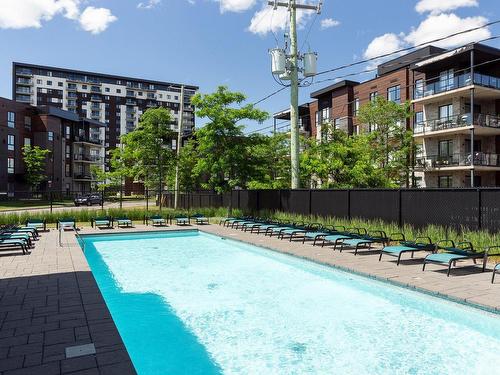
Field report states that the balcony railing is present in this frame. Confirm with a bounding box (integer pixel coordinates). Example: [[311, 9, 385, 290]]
[[67, 84, 77, 91], [74, 154, 101, 162], [73, 136, 104, 146], [73, 174, 93, 180], [415, 152, 500, 169], [414, 72, 500, 99], [15, 69, 32, 76], [15, 87, 32, 94], [16, 78, 32, 85], [414, 113, 500, 134]]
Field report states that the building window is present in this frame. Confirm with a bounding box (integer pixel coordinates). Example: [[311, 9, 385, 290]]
[[36, 79, 42, 84], [58, 82, 63, 87], [7, 112, 15, 128], [438, 176, 452, 188], [321, 107, 330, 123], [65, 164, 71, 177], [414, 111, 424, 132], [7, 135, 14, 151], [24, 138, 31, 147], [438, 104, 453, 120], [369, 92, 378, 102], [439, 69, 454, 91], [82, 85, 87, 89], [65, 125, 71, 139], [47, 80, 52, 86], [438, 140, 453, 157], [353, 98, 360, 116], [105, 87, 110, 92], [7, 158, 14, 174], [387, 85, 401, 103], [414, 79, 424, 99], [116, 89, 121, 94], [24, 116, 31, 130], [48, 131, 54, 141]]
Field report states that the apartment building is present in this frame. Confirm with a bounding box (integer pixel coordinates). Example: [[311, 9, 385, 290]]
[[0, 97, 105, 194], [273, 43, 500, 187], [12, 63, 198, 170], [411, 43, 500, 188]]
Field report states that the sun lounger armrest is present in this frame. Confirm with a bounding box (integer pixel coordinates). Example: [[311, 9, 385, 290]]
[[390, 232, 405, 242], [437, 239, 455, 248], [486, 246, 500, 255], [370, 230, 387, 240], [456, 241, 474, 251]]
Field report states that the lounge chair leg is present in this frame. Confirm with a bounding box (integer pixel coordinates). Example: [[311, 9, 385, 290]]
[[397, 253, 402, 266], [321, 239, 325, 248], [411, 251, 414, 259], [379, 252, 383, 262], [447, 262, 452, 277], [492, 270, 496, 284], [354, 245, 358, 256], [422, 262, 426, 271]]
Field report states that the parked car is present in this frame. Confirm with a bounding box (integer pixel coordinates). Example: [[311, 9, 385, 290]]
[[74, 194, 102, 206]]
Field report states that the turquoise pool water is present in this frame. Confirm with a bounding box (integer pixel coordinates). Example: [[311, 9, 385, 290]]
[[82, 230, 500, 375]]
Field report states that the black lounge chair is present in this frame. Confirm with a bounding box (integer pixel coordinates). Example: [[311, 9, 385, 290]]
[[338, 230, 389, 255], [422, 240, 490, 276], [26, 218, 47, 231], [321, 228, 367, 251], [147, 214, 167, 226], [91, 217, 113, 228], [379, 234, 435, 265], [191, 213, 209, 225]]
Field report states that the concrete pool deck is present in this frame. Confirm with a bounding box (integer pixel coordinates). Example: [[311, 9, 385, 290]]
[[0, 223, 498, 374]]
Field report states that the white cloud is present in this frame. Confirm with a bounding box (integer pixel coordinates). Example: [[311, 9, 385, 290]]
[[320, 18, 340, 29], [220, 0, 258, 13], [415, 0, 478, 15], [405, 13, 490, 47], [137, 0, 161, 10], [363, 33, 405, 59], [248, 6, 313, 35], [79, 6, 117, 34], [0, 0, 81, 29], [0, 0, 117, 34]]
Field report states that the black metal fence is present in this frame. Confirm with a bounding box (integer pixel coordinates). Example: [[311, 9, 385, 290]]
[[165, 189, 500, 232]]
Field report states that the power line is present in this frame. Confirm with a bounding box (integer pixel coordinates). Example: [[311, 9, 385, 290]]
[[248, 25, 500, 108], [315, 19, 500, 77]]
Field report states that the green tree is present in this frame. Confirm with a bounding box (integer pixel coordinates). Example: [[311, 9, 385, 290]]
[[167, 139, 201, 192], [247, 132, 291, 189], [357, 96, 414, 187], [112, 107, 176, 192], [190, 86, 269, 194], [300, 126, 391, 188], [22, 145, 50, 191]]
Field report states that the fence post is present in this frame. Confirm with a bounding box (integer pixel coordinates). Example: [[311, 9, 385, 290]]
[[308, 189, 312, 216], [49, 192, 53, 214], [347, 189, 351, 220], [477, 188, 482, 230], [398, 189, 403, 228], [101, 187, 105, 211], [145, 188, 149, 212]]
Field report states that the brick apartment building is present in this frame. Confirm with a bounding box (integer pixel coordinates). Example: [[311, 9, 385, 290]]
[[274, 43, 500, 187], [0, 97, 105, 195], [12, 63, 198, 171]]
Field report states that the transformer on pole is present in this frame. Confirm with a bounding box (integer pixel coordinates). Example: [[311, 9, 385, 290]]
[[268, 0, 321, 189]]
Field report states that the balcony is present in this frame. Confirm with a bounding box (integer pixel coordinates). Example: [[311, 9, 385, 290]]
[[73, 136, 104, 147], [414, 72, 500, 102], [125, 99, 137, 106], [67, 93, 78, 99], [91, 86, 101, 93], [90, 95, 101, 102], [73, 174, 94, 181], [74, 154, 102, 163], [15, 69, 32, 77], [415, 152, 500, 170], [16, 78, 32, 85], [15, 86, 32, 94], [67, 84, 77, 91], [414, 113, 500, 136]]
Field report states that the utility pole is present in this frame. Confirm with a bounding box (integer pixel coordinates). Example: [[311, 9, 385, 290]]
[[269, 0, 320, 189], [174, 85, 185, 208]]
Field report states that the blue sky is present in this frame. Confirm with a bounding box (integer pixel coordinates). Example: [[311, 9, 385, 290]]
[[0, 0, 498, 132]]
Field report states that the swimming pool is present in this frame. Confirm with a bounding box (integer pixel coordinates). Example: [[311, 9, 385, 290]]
[[81, 230, 500, 374]]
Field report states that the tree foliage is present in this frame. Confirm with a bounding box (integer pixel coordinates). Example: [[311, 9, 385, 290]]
[[357, 96, 414, 187], [190, 86, 269, 193], [22, 145, 50, 190], [300, 126, 392, 188], [108, 107, 176, 190]]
